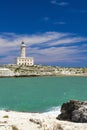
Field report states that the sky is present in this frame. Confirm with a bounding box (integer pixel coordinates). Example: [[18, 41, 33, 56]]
[[0, 0, 87, 67]]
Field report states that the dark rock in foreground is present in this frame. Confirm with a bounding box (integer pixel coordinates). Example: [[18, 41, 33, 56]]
[[57, 100, 87, 123]]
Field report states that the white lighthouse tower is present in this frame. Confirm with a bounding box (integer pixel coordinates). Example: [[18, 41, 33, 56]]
[[21, 42, 26, 58], [16, 42, 34, 66]]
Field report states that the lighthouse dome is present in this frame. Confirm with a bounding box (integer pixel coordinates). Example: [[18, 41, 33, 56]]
[[21, 41, 26, 47]]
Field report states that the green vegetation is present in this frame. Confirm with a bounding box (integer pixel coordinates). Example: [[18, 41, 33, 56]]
[[3, 115, 9, 118]]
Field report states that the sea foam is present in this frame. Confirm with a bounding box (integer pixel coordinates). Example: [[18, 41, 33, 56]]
[[42, 106, 61, 117]]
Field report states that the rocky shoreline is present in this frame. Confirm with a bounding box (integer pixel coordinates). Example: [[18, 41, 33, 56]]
[[0, 64, 87, 77], [0, 100, 87, 130], [0, 111, 86, 130]]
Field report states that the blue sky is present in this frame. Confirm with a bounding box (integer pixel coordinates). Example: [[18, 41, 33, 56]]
[[0, 0, 87, 67]]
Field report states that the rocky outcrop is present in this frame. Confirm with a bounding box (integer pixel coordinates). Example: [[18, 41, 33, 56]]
[[57, 100, 87, 123], [0, 68, 15, 77], [2, 64, 87, 77]]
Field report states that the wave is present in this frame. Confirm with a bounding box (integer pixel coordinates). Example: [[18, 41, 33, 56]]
[[0, 105, 61, 116], [0, 106, 9, 110], [42, 106, 61, 117]]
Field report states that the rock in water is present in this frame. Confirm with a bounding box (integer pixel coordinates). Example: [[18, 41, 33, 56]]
[[57, 100, 87, 123]]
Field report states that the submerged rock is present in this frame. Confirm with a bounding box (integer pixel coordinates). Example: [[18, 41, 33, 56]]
[[57, 100, 87, 123]]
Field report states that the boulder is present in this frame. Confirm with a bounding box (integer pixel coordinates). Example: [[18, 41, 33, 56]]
[[57, 100, 87, 123]]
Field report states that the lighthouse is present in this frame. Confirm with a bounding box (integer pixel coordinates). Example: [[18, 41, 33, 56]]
[[16, 42, 34, 66], [21, 42, 26, 58]]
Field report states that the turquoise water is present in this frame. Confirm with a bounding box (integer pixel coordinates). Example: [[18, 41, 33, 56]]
[[0, 76, 87, 112]]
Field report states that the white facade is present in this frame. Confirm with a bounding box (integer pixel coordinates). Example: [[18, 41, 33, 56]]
[[16, 42, 34, 66], [16, 57, 34, 66], [21, 42, 26, 58]]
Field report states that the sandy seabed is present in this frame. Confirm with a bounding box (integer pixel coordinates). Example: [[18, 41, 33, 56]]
[[0, 110, 87, 130]]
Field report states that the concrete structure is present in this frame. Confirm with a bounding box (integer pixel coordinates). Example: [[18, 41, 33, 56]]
[[16, 42, 34, 66]]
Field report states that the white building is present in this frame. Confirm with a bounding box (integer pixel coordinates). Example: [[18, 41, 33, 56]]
[[16, 42, 34, 66]]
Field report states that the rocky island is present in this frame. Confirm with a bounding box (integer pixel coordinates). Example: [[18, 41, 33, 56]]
[[0, 42, 87, 77], [0, 64, 87, 77]]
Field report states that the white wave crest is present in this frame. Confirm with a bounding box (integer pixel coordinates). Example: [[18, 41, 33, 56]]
[[42, 106, 61, 117], [0, 106, 9, 110]]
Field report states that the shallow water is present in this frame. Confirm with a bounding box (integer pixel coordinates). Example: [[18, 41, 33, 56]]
[[0, 76, 87, 112]]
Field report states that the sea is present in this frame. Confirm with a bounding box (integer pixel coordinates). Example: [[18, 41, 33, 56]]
[[0, 76, 87, 114]]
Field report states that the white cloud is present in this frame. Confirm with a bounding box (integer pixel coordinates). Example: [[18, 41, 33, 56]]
[[54, 22, 66, 25], [50, 0, 69, 6], [57, 2, 69, 6], [48, 37, 87, 46], [50, 0, 57, 4], [0, 31, 87, 65], [28, 46, 78, 64]]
